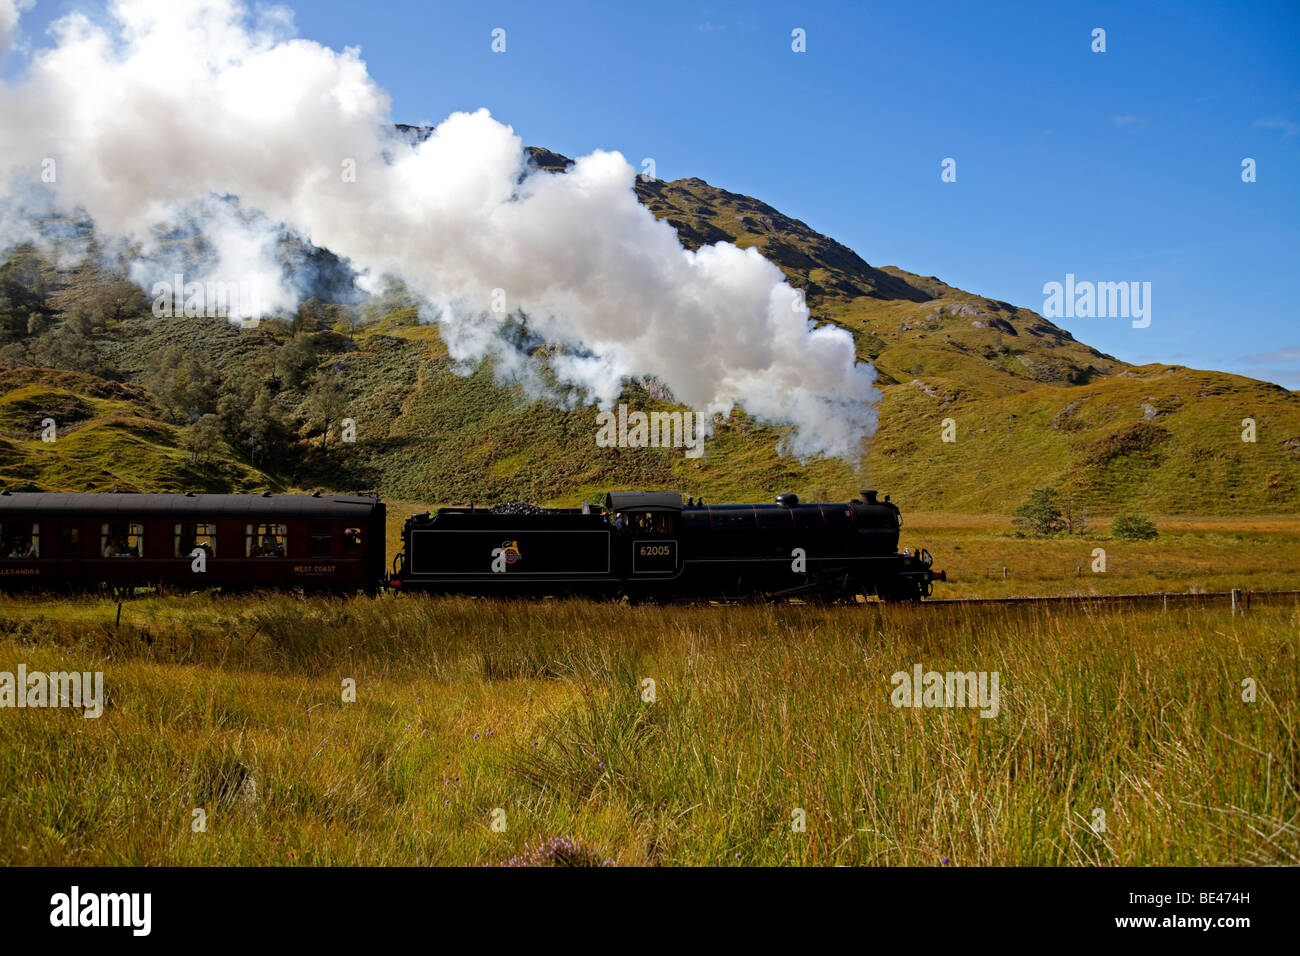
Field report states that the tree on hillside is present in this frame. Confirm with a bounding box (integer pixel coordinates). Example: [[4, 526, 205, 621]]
[[49, 269, 148, 334], [291, 297, 331, 335], [182, 413, 223, 465], [0, 245, 55, 343], [303, 369, 349, 449], [0, 341, 25, 369], [1012, 487, 1066, 536], [333, 305, 363, 340], [1063, 494, 1089, 535], [216, 368, 294, 470], [29, 324, 102, 375], [241, 389, 291, 468], [274, 333, 318, 390], [144, 345, 220, 424]]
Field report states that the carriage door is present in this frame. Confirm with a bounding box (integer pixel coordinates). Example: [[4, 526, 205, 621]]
[[631, 511, 678, 575]]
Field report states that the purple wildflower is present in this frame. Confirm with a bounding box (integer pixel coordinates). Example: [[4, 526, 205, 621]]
[[497, 836, 615, 868]]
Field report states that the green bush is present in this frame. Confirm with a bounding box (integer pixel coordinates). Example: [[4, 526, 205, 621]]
[[1012, 487, 1065, 536], [1112, 512, 1158, 540]]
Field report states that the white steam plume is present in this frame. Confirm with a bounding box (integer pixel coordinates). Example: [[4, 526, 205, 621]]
[[0, 0, 879, 459]]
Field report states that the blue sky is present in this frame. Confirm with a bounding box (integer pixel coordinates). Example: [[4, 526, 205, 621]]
[[12, 0, 1300, 385]]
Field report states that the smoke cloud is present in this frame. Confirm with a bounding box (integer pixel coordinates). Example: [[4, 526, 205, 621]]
[[0, 0, 879, 459], [0, 1, 30, 55]]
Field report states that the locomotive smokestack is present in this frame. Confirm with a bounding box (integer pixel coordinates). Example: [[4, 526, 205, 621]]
[[863, 490, 878, 504]]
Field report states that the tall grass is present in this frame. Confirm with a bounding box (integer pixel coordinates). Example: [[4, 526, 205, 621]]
[[1, 592, 1295, 865]]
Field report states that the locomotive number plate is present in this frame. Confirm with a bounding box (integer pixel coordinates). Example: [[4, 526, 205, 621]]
[[633, 539, 678, 574]]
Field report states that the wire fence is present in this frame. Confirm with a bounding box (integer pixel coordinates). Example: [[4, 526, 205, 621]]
[[973, 564, 1300, 580]]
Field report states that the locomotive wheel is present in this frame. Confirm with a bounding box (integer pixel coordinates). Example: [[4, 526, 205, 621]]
[[878, 584, 923, 603]]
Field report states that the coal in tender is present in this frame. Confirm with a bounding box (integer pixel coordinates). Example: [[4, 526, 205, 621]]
[[488, 502, 544, 515]]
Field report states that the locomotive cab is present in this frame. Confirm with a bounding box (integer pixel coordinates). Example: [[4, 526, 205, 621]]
[[606, 491, 682, 578]]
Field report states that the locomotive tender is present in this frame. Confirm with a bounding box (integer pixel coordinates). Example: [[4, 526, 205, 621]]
[[0, 489, 943, 601]]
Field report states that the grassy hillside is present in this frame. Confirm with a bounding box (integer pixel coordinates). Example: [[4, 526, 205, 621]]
[[0, 368, 271, 493], [872, 365, 1300, 514], [0, 146, 1297, 513]]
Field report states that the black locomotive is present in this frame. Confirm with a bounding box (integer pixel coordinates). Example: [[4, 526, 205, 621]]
[[0, 488, 943, 602], [392, 490, 943, 602]]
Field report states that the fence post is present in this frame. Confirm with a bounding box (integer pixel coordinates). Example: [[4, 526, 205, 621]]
[[1003, 567, 1008, 581], [1231, 588, 1241, 616]]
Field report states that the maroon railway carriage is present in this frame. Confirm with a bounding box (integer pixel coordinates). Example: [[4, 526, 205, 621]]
[[0, 491, 386, 593]]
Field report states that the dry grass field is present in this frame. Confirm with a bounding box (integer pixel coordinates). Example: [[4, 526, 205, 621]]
[[902, 513, 1300, 598], [0, 512, 1296, 867]]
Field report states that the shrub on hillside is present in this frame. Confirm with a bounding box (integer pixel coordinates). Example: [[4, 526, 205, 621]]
[[1012, 487, 1066, 536], [1112, 512, 1158, 540]]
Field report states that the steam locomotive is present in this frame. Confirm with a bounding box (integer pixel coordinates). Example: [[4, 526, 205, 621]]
[[0, 489, 943, 602]]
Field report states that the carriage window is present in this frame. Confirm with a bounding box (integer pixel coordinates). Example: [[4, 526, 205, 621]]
[[101, 522, 142, 558], [308, 522, 333, 557], [1, 521, 38, 558], [247, 523, 286, 557], [175, 523, 217, 558], [342, 527, 364, 554], [60, 525, 79, 556]]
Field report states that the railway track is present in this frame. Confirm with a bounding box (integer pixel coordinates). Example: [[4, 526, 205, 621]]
[[917, 588, 1300, 611], [2, 589, 1299, 613]]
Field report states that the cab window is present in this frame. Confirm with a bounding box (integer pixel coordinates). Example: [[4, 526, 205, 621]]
[[102, 522, 143, 557], [1, 521, 38, 558], [247, 523, 287, 557]]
